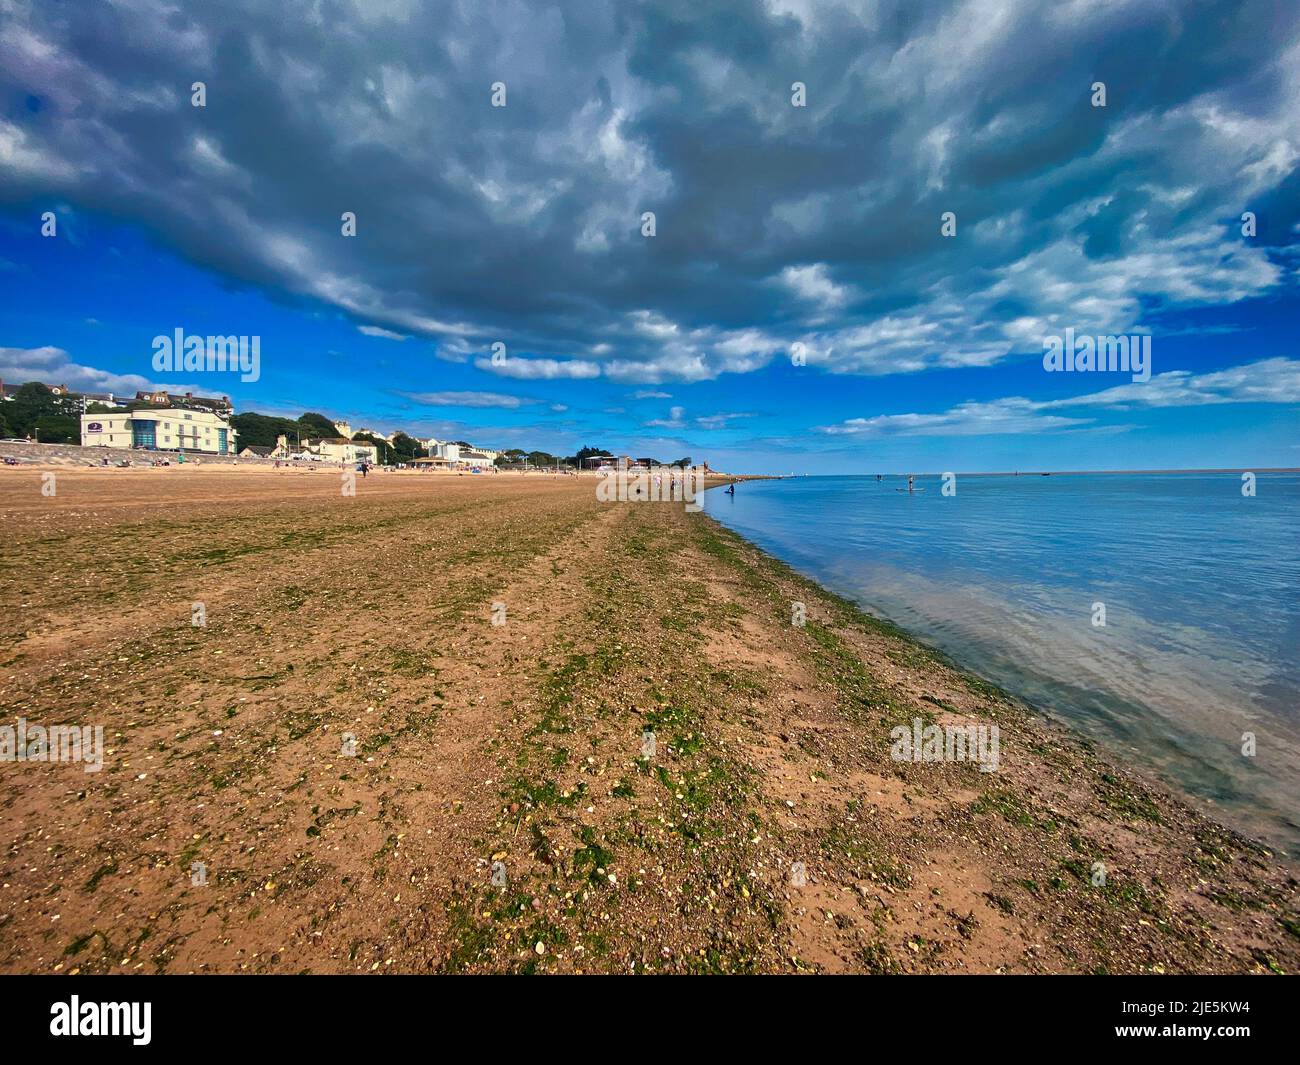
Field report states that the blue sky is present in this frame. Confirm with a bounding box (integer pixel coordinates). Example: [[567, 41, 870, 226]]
[[1, 0, 1298, 473]]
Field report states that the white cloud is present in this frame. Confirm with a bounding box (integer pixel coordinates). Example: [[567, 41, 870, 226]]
[[778, 263, 850, 309], [1044, 356, 1300, 409], [474, 355, 602, 380], [358, 324, 409, 341], [819, 358, 1300, 438], [0, 344, 189, 395], [819, 397, 1089, 438], [646, 404, 686, 428], [400, 390, 536, 409], [694, 411, 755, 431]]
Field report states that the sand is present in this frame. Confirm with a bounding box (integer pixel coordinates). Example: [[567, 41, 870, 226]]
[[0, 467, 1295, 973]]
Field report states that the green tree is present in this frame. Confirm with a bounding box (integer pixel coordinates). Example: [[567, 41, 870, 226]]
[[230, 412, 304, 448], [566, 444, 608, 466], [391, 432, 424, 461], [34, 414, 80, 443], [298, 412, 341, 439], [9, 382, 61, 437]]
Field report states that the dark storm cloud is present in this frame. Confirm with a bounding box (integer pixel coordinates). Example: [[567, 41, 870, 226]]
[[2, 0, 1297, 382]]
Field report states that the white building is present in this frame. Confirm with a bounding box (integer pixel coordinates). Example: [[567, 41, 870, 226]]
[[81, 408, 237, 454], [303, 436, 378, 465], [429, 442, 460, 464]]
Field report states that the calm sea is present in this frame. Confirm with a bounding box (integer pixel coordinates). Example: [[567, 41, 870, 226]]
[[704, 473, 1300, 855]]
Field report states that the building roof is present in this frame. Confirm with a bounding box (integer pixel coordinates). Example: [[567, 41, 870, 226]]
[[104, 406, 232, 421], [241, 445, 276, 456], [133, 389, 233, 409]]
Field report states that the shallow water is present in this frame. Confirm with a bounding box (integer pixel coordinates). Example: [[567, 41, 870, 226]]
[[704, 473, 1300, 854]]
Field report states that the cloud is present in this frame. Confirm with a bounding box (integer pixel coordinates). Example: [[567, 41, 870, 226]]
[[643, 405, 751, 431], [1043, 356, 1300, 409], [694, 412, 755, 430], [633, 389, 671, 399], [646, 404, 686, 428], [474, 356, 601, 380], [2, 1, 1295, 384], [357, 325, 409, 341], [819, 358, 1300, 437], [819, 397, 1090, 438], [778, 263, 851, 310], [0, 344, 191, 395], [399, 390, 537, 409]]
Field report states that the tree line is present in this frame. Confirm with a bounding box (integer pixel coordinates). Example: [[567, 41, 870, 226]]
[[0, 389, 694, 470]]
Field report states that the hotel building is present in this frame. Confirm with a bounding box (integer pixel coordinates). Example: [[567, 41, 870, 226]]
[[80, 408, 237, 454]]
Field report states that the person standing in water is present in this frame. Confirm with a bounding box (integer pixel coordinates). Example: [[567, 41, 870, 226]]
[[907, 474, 915, 493]]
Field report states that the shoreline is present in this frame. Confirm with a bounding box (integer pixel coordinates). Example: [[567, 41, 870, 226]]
[[0, 470, 1295, 973], [688, 504, 1298, 970]]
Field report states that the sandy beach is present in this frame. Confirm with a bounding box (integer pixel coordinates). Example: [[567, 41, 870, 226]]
[[0, 467, 1295, 974]]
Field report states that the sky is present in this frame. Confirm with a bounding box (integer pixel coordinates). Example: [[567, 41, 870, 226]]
[[1, 0, 1298, 473]]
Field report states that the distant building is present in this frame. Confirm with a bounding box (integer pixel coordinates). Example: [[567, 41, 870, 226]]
[[302, 437, 378, 465], [333, 420, 353, 440], [81, 392, 127, 410], [0, 380, 124, 412], [81, 408, 237, 454], [239, 445, 276, 459], [132, 390, 233, 414]]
